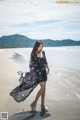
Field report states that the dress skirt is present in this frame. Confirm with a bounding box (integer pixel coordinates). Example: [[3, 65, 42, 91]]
[[37, 69, 47, 83]]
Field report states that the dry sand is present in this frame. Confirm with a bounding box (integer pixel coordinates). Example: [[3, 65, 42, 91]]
[[0, 49, 80, 120]]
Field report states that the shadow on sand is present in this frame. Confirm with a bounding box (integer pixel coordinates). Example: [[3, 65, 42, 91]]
[[8, 110, 51, 120]]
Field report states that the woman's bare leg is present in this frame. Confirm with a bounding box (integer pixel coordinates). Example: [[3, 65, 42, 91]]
[[40, 82, 46, 108], [31, 81, 46, 108], [40, 82, 48, 112]]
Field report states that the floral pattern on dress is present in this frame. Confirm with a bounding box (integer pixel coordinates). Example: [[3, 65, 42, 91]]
[[29, 50, 48, 82]]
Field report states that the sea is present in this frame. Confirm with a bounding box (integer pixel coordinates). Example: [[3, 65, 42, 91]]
[[5, 46, 80, 71]]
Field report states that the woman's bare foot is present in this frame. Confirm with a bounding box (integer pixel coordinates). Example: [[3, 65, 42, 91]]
[[30, 101, 36, 112], [41, 105, 48, 112]]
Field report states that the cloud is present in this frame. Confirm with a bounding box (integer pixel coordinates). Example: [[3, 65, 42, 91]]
[[0, 0, 80, 40]]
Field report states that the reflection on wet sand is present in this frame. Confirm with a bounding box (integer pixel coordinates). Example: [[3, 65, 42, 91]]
[[10, 53, 27, 63], [8, 110, 51, 120]]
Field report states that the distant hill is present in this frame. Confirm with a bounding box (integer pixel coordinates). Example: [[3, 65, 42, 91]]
[[0, 34, 80, 48]]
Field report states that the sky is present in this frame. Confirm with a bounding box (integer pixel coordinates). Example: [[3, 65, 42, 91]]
[[0, 0, 80, 40]]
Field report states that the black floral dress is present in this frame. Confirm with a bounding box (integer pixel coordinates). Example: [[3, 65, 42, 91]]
[[29, 50, 48, 83], [9, 50, 48, 102]]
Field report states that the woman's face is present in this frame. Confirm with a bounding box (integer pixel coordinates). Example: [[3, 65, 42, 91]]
[[37, 44, 43, 53]]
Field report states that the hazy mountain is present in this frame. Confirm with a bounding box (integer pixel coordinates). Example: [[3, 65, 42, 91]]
[[0, 34, 80, 48]]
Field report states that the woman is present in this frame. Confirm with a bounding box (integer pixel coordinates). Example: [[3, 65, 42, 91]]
[[29, 40, 49, 112]]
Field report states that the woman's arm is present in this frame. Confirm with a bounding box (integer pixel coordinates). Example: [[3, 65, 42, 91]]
[[43, 51, 49, 74]]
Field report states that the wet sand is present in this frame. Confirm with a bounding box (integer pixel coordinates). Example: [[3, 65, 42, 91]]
[[0, 49, 80, 120]]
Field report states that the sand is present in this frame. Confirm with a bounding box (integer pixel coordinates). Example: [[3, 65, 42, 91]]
[[0, 49, 80, 120]]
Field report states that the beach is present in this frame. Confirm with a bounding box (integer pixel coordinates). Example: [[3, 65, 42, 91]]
[[0, 47, 80, 120]]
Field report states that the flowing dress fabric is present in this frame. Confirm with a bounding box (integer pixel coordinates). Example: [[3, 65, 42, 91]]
[[10, 72, 38, 102], [29, 50, 48, 83]]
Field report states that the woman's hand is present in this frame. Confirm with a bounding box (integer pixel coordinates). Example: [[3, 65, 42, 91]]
[[45, 64, 49, 74]]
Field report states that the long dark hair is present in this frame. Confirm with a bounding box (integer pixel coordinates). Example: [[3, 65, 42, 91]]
[[31, 40, 43, 61], [31, 40, 43, 55]]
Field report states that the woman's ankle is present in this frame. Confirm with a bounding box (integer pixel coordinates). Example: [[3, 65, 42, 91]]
[[33, 100, 37, 107], [41, 105, 48, 112], [41, 104, 45, 108]]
